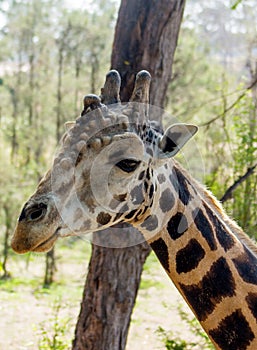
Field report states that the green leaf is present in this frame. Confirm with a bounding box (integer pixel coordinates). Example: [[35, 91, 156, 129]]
[[231, 0, 242, 10]]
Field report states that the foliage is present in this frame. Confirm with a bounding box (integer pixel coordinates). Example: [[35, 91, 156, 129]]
[[230, 0, 243, 9], [223, 91, 257, 237], [156, 327, 189, 350], [178, 306, 214, 349], [156, 305, 214, 350], [170, 0, 257, 240], [0, 0, 257, 347], [167, 26, 222, 124], [0, 0, 116, 279], [202, 79, 257, 239], [37, 298, 72, 350]]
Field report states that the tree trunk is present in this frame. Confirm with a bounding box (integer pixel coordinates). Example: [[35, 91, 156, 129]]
[[111, 0, 185, 108], [72, 1, 185, 349], [1, 205, 12, 279], [56, 49, 64, 142], [10, 47, 22, 161], [43, 248, 56, 287]]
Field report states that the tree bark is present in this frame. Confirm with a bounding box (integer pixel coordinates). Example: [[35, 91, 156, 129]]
[[43, 248, 56, 287], [72, 1, 186, 349], [111, 0, 185, 108]]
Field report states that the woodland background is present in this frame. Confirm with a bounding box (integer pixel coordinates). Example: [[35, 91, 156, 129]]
[[0, 0, 257, 349]]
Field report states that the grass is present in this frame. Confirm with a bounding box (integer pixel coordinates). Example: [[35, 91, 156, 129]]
[[139, 275, 165, 290], [0, 237, 90, 349], [0, 276, 40, 292], [139, 251, 167, 290], [143, 251, 160, 272]]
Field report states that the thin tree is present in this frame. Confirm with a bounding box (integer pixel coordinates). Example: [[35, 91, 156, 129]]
[[1, 204, 12, 279], [72, 1, 186, 349]]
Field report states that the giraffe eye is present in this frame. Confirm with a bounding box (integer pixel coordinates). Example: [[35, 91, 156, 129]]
[[27, 203, 47, 221], [116, 159, 141, 173]]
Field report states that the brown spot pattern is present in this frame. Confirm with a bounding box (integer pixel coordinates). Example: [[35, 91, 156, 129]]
[[193, 208, 217, 251], [180, 257, 236, 321], [176, 239, 205, 274], [246, 293, 257, 322], [97, 212, 112, 225], [150, 238, 170, 273], [141, 215, 158, 231], [209, 309, 254, 350], [157, 173, 166, 184], [232, 246, 257, 285], [167, 212, 188, 240], [159, 188, 175, 213], [131, 184, 144, 205], [171, 167, 192, 205], [204, 204, 235, 252]]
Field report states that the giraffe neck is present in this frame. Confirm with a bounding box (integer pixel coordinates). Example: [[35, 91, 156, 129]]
[[137, 162, 257, 350]]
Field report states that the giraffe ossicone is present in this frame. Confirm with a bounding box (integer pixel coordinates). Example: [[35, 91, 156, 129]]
[[11, 70, 257, 350]]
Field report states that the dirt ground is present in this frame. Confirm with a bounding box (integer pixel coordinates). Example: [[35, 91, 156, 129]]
[[0, 242, 196, 350]]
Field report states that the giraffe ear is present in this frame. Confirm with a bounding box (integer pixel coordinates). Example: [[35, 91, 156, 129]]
[[158, 124, 198, 158]]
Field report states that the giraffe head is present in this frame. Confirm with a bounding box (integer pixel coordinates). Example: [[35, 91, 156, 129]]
[[11, 70, 197, 253]]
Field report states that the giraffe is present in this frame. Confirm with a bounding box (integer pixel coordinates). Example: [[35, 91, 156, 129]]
[[11, 70, 257, 350]]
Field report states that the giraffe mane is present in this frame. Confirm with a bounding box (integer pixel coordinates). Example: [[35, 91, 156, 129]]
[[173, 160, 257, 256]]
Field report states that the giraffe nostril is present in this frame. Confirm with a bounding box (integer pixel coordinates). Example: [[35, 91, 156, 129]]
[[27, 203, 47, 222]]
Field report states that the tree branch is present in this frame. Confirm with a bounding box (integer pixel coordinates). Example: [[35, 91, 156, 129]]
[[200, 75, 257, 127], [220, 164, 257, 203]]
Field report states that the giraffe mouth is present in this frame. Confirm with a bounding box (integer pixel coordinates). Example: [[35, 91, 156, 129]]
[[31, 227, 60, 252]]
